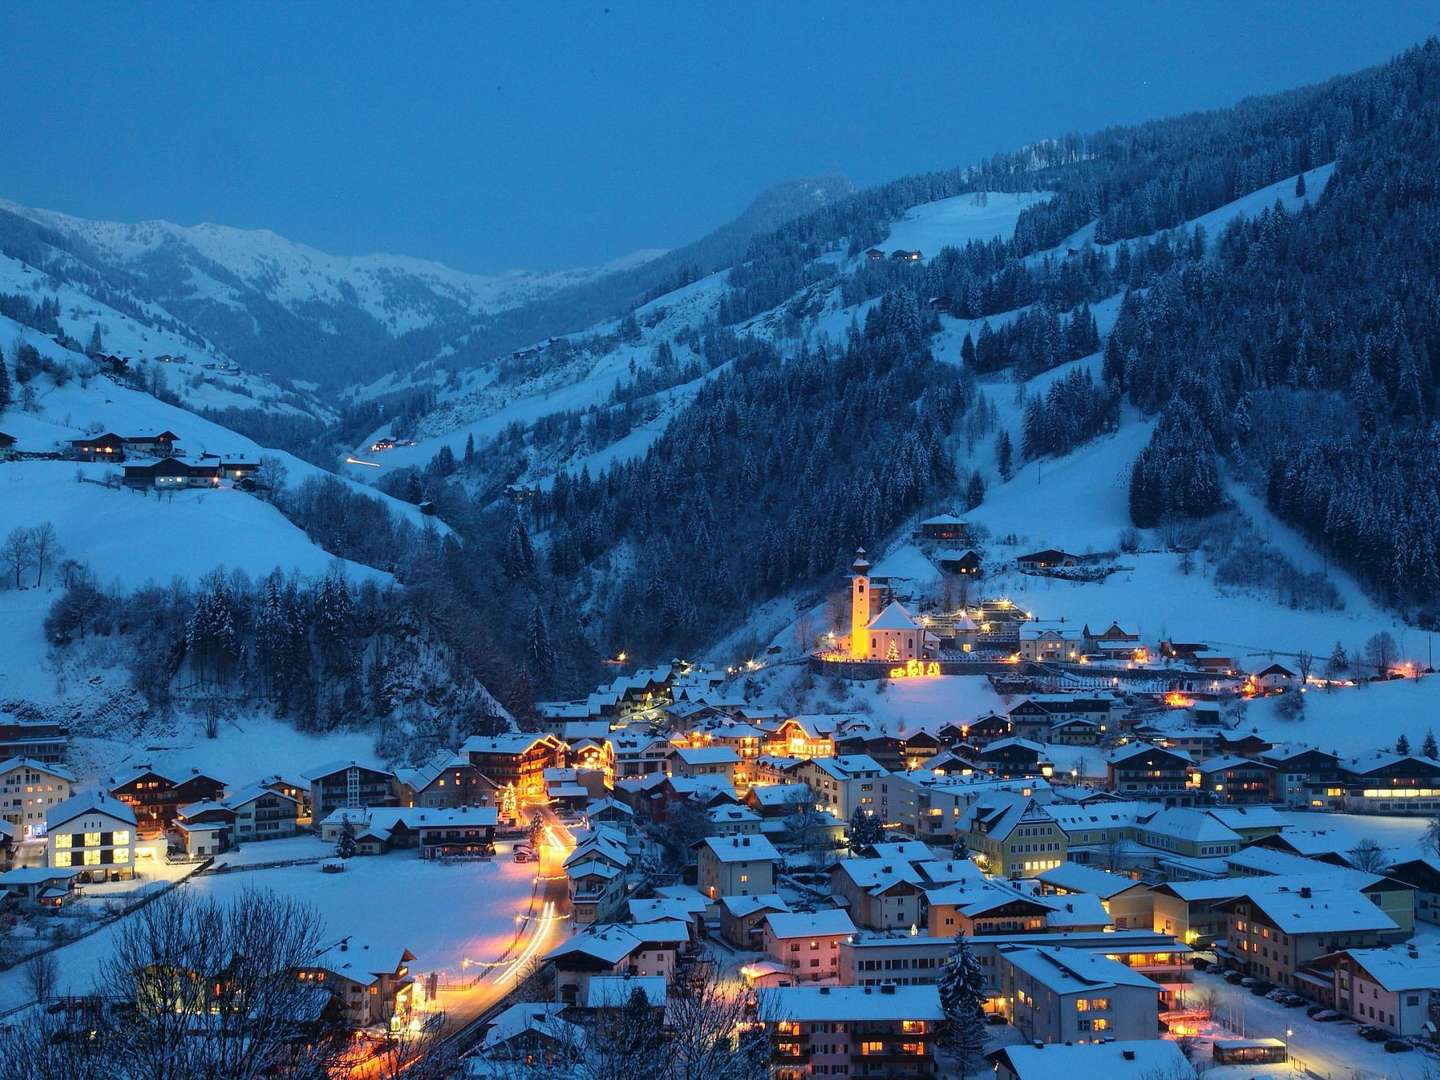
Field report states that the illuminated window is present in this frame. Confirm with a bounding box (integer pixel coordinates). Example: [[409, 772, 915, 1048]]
[[83, 849, 101, 865], [901, 1020, 927, 1033], [54, 834, 72, 849], [114, 847, 130, 863], [861, 1041, 884, 1055], [84, 832, 101, 847], [55, 852, 72, 867], [113, 830, 129, 846]]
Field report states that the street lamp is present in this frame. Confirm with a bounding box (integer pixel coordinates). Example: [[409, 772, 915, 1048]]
[[1284, 1028, 1294, 1061]]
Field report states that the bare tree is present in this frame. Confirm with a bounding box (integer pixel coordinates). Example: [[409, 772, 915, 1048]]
[[0, 1009, 115, 1080], [1348, 837, 1388, 873], [28, 522, 60, 587], [1, 527, 30, 589], [666, 961, 770, 1080], [98, 886, 349, 1080], [255, 455, 289, 499], [1425, 813, 1440, 860], [23, 949, 60, 1002], [794, 610, 814, 654], [1295, 649, 1314, 687], [1365, 631, 1398, 678], [368, 1021, 459, 1080]]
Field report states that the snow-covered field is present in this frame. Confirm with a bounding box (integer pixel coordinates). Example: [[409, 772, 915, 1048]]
[[0, 849, 541, 1012], [881, 190, 1055, 260]]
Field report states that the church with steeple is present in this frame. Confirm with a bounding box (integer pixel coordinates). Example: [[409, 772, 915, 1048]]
[[848, 548, 929, 662]]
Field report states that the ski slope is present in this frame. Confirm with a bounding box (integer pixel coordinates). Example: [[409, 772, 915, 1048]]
[[881, 191, 1055, 260]]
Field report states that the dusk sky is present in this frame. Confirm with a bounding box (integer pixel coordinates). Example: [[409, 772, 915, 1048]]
[[5, 2, 1438, 273]]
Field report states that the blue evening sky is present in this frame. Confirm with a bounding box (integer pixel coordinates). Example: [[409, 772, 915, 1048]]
[[4, 2, 1437, 273]]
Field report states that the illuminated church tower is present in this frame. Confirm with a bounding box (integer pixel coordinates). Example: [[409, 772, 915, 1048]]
[[850, 548, 871, 659]]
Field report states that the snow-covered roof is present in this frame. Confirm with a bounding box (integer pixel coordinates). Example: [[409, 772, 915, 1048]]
[[719, 893, 790, 919], [1137, 808, 1240, 845], [758, 984, 942, 1022], [1197, 753, 1275, 773], [998, 945, 1160, 994], [925, 879, 1049, 916], [1043, 892, 1111, 928], [746, 783, 811, 807], [707, 804, 761, 823], [627, 898, 700, 924], [671, 746, 740, 766], [807, 755, 886, 780], [1241, 888, 1398, 935], [764, 909, 856, 939], [919, 514, 966, 526], [867, 600, 920, 631], [1320, 945, 1440, 992], [1036, 863, 1146, 899], [481, 1002, 581, 1052], [307, 938, 414, 980], [0, 866, 85, 886], [301, 758, 390, 782], [1106, 741, 1195, 766], [0, 757, 76, 782], [584, 975, 666, 1009], [224, 782, 298, 811], [993, 1040, 1195, 1080], [700, 834, 778, 863], [46, 790, 136, 830], [459, 733, 563, 756]]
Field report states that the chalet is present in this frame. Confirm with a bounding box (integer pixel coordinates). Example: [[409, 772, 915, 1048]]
[[123, 430, 179, 456], [916, 513, 968, 541], [545, 923, 687, 1004], [193, 453, 260, 481], [1253, 663, 1299, 692], [669, 745, 740, 784], [45, 790, 136, 882], [976, 737, 1052, 780], [0, 866, 84, 908], [303, 760, 397, 823], [890, 248, 923, 261], [319, 805, 497, 858], [295, 939, 415, 1029], [762, 908, 857, 981], [1260, 745, 1344, 808], [756, 984, 942, 1077], [121, 458, 220, 489], [0, 757, 75, 837], [1016, 549, 1080, 572], [395, 755, 497, 809], [110, 765, 226, 832], [1049, 717, 1103, 746], [928, 295, 954, 314], [224, 784, 299, 842], [1017, 625, 1083, 662], [934, 549, 982, 578], [696, 833, 778, 899], [1215, 730, 1273, 757], [962, 713, 1013, 746], [1133, 806, 1241, 858], [762, 718, 834, 760], [719, 892, 789, 949], [925, 879, 1052, 937], [1197, 755, 1275, 804], [830, 857, 926, 930], [461, 733, 567, 801], [1081, 621, 1141, 652], [71, 432, 126, 461], [864, 247, 885, 261], [961, 795, 1067, 878], [995, 945, 1163, 1044], [1312, 944, 1440, 1035], [1105, 743, 1196, 806], [744, 782, 813, 818], [706, 803, 761, 836], [480, 1002, 582, 1067], [0, 432, 16, 460], [1218, 886, 1398, 989], [172, 800, 235, 857]]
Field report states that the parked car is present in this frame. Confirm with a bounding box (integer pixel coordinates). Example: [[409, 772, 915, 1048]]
[[986, 1013, 1008, 1026], [1225, 971, 1246, 985], [1249, 982, 1274, 996], [1240, 976, 1261, 987], [1359, 1026, 1393, 1043], [1310, 1009, 1343, 1022], [1191, 958, 1211, 972], [1385, 1040, 1413, 1053], [1265, 988, 1288, 1002], [1282, 993, 1307, 1007]]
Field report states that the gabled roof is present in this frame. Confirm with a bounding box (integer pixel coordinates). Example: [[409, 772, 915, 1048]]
[[1036, 862, 1147, 900], [991, 1040, 1195, 1080], [46, 790, 136, 830], [0, 757, 76, 782], [700, 834, 779, 863], [301, 758, 391, 782], [1106, 741, 1194, 766], [1232, 888, 1398, 935], [998, 944, 1161, 994], [1313, 944, 1440, 992], [482, 1002, 582, 1052], [867, 600, 920, 631], [224, 783, 299, 812], [719, 893, 790, 919], [764, 909, 856, 939], [671, 746, 740, 766]]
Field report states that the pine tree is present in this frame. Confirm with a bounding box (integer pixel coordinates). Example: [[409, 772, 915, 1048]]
[[1326, 641, 1349, 677], [527, 812, 545, 851], [335, 818, 357, 859], [996, 429, 1012, 480], [504, 516, 536, 580], [938, 931, 988, 1070], [965, 470, 985, 510], [848, 806, 882, 850], [0, 350, 11, 408], [526, 602, 554, 678], [1397, 734, 1412, 755], [1295, 171, 1307, 198], [960, 333, 976, 367], [1423, 730, 1438, 759], [86, 322, 104, 357]]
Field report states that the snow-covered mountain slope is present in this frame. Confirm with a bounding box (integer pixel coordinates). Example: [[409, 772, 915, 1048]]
[[0, 199, 658, 386], [346, 188, 1052, 485]]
